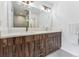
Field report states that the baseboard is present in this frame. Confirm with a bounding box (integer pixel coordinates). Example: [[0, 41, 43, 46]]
[[61, 47, 77, 57]]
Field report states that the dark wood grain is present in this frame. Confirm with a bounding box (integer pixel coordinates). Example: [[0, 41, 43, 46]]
[[0, 32, 61, 57]]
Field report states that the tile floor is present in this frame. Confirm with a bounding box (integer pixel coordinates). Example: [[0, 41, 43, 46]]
[[46, 49, 76, 57]]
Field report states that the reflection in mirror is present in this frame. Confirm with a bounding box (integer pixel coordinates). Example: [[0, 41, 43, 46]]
[[12, 1, 29, 28], [11, 1, 52, 31]]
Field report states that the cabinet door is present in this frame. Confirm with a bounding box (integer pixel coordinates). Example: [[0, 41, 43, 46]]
[[48, 38, 54, 52], [7, 38, 13, 46], [46, 32, 61, 55], [0, 39, 3, 57], [0, 39, 13, 57], [29, 41, 34, 57], [8, 46, 13, 57], [45, 34, 50, 55], [3, 46, 8, 57], [25, 36, 34, 57], [24, 43, 29, 57], [34, 40, 40, 57], [14, 37, 23, 45], [0, 45, 3, 57], [39, 34, 46, 57], [2, 39, 8, 57], [34, 35, 41, 57], [57, 32, 61, 48], [7, 38, 13, 57], [51, 33, 59, 51]]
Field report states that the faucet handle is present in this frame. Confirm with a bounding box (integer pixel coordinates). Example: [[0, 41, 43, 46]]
[[45, 27, 48, 31]]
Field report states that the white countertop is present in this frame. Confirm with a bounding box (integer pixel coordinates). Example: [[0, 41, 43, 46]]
[[0, 31, 61, 39]]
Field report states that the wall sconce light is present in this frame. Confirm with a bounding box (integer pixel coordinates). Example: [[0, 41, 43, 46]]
[[22, 1, 34, 5], [42, 5, 51, 12]]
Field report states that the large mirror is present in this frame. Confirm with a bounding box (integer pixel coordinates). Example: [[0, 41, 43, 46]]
[[12, 1, 29, 28], [11, 1, 52, 31]]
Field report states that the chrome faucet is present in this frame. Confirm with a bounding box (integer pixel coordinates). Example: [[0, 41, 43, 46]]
[[45, 27, 48, 31], [26, 21, 29, 31], [26, 26, 28, 31]]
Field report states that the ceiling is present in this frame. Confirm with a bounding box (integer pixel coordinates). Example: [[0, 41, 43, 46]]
[[12, 1, 56, 14], [32, 1, 54, 8]]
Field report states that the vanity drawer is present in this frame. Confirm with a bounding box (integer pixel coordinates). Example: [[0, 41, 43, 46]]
[[14, 37, 23, 45], [34, 34, 47, 40], [25, 35, 33, 42], [34, 35, 41, 40], [7, 38, 13, 46], [2, 39, 8, 47]]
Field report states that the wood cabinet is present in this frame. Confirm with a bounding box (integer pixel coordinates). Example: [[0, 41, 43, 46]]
[[0, 32, 61, 57]]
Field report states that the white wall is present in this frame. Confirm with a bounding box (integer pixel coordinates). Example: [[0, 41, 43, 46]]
[[39, 10, 53, 31], [0, 1, 9, 35], [52, 1, 79, 56], [0, 2, 1, 27]]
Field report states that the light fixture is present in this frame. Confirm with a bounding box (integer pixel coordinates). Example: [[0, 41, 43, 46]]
[[21, 1, 51, 12], [22, 1, 34, 5], [42, 5, 51, 12]]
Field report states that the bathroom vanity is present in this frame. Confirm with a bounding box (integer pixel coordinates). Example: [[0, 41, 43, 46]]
[[0, 31, 61, 57], [0, 1, 61, 57]]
